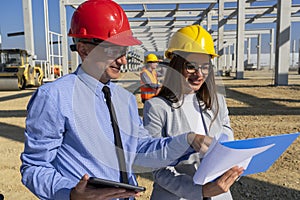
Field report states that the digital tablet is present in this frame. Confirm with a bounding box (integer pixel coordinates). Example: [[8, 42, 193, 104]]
[[87, 177, 146, 193]]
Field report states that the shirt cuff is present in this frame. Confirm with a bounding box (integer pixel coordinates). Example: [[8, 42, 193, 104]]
[[173, 133, 195, 154], [54, 188, 72, 200]]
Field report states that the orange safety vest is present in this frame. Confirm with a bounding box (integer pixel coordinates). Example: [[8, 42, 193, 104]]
[[140, 68, 158, 101]]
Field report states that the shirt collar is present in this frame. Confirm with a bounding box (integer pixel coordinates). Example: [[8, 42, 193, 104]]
[[76, 65, 115, 97]]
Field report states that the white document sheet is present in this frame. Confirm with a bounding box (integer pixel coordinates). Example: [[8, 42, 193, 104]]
[[193, 134, 274, 185]]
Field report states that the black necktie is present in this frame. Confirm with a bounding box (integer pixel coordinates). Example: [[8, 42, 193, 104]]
[[102, 86, 129, 185]]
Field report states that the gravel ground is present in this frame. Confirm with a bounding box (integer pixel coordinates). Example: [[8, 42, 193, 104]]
[[0, 70, 299, 200]]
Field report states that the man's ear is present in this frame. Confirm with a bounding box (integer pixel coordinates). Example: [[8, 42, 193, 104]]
[[77, 43, 89, 59]]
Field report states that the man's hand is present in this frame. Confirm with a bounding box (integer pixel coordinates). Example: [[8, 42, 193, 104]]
[[187, 133, 213, 154], [70, 174, 136, 200], [202, 166, 244, 197]]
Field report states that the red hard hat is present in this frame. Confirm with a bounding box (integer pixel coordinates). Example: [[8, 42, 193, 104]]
[[68, 0, 141, 46]]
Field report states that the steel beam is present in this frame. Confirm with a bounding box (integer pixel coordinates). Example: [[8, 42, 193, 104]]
[[275, 0, 291, 86], [236, 0, 246, 79], [22, 0, 35, 66]]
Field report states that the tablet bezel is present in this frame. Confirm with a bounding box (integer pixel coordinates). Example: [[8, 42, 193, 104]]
[[87, 177, 146, 193]]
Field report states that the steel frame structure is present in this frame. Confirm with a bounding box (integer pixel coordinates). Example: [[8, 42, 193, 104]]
[[22, 0, 300, 85]]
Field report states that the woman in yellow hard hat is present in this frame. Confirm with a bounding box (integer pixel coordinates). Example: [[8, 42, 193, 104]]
[[140, 53, 161, 103], [143, 25, 243, 199]]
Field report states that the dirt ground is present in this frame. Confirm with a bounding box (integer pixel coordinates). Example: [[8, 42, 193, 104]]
[[0, 69, 299, 200]]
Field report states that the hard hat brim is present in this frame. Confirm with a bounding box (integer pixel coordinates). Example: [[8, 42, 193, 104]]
[[165, 49, 219, 59], [107, 36, 142, 46], [105, 30, 142, 46], [69, 29, 142, 46]]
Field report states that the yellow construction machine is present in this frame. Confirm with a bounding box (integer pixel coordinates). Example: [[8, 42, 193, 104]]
[[0, 49, 43, 90]]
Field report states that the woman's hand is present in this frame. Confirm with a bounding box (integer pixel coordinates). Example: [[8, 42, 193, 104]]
[[70, 174, 136, 200], [202, 166, 244, 197]]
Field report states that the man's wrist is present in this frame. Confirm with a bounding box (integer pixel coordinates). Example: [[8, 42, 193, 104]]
[[54, 188, 73, 200]]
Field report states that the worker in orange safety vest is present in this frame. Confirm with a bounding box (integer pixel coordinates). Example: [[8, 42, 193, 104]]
[[140, 53, 161, 103]]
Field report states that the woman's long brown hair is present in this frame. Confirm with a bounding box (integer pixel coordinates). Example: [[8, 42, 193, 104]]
[[157, 53, 219, 126]]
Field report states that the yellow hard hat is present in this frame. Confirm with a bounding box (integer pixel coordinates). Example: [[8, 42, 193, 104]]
[[145, 53, 159, 63], [165, 25, 218, 59]]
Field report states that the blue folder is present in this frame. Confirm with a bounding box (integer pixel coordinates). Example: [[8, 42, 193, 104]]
[[220, 132, 300, 175]]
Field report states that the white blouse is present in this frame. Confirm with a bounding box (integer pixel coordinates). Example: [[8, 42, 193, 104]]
[[181, 93, 206, 135]]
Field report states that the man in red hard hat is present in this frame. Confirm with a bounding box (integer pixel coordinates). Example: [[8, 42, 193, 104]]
[[20, 1, 242, 200]]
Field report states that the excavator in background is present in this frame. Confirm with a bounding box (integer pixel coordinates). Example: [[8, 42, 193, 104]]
[[0, 49, 44, 90]]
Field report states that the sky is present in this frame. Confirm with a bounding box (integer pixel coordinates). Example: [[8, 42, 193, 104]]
[[0, 0, 72, 60], [0, 0, 300, 62]]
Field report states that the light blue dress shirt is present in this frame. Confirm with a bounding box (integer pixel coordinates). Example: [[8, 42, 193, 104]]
[[20, 66, 192, 200]]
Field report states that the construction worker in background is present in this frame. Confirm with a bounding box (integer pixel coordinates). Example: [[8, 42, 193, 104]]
[[20, 1, 230, 200], [140, 53, 161, 103]]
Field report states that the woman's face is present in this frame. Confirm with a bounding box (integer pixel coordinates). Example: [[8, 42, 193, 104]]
[[182, 53, 211, 93]]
